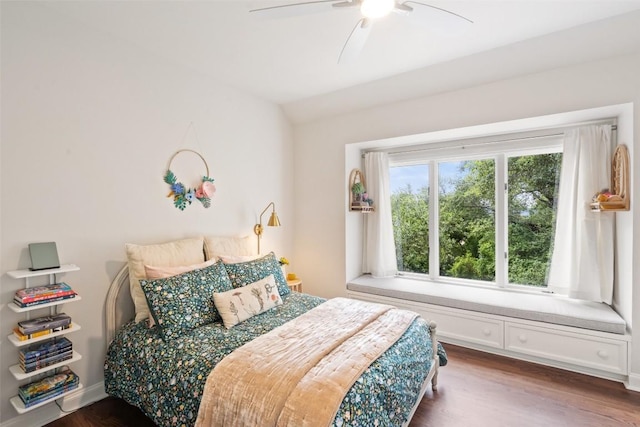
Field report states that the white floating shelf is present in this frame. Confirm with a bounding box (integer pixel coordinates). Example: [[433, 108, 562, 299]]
[[8, 295, 82, 314], [8, 323, 82, 348], [7, 264, 80, 279], [10, 383, 83, 414], [9, 351, 82, 381]]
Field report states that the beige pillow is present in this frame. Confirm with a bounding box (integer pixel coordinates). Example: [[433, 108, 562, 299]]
[[218, 254, 262, 264], [144, 259, 217, 280], [203, 235, 255, 261], [214, 275, 282, 329], [126, 237, 205, 324]]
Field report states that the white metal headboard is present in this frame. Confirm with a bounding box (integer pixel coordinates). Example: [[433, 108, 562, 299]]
[[105, 264, 134, 347]]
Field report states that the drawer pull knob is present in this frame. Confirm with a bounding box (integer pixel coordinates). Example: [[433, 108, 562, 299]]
[[597, 350, 608, 359], [518, 334, 527, 343], [482, 328, 492, 336]]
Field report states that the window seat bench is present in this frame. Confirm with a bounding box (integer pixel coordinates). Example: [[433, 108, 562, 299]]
[[346, 275, 631, 385], [347, 275, 626, 334]]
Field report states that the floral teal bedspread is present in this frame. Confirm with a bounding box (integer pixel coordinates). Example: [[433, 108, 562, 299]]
[[104, 293, 447, 427]]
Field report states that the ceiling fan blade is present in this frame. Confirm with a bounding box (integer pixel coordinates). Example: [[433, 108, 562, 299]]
[[332, 1, 360, 9], [338, 18, 372, 64], [250, 0, 339, 18], [401, 1, 473, 35]]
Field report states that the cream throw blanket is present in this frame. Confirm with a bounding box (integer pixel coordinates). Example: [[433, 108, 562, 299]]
[[195, 297, 418, 427]]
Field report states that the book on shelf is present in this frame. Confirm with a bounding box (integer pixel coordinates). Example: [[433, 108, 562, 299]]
[[19, 337, 72, 362], [13, 293, 76, 308], [21, 382, 80, 408], [21, 350, 73, 373], [17, 313, 71, 335], [19, 366, 79, 407], [20, 345, 73, 366], [21, 385, 69, 408], [15, 283, 74, 301], [13, 324, 72, 341], [15, 289, 77, 304]]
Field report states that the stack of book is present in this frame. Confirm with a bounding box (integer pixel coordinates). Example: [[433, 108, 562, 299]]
[[19, 337, 73, 373], [14, 283, 76, 308], [18, 366, 79, 408], [13, 313, 72, 341]]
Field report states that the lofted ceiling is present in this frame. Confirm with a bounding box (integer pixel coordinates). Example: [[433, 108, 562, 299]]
[[39, 1, 640, 122]]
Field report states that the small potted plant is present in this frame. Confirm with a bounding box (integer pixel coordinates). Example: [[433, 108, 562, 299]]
[[351, 182, 366, 206]]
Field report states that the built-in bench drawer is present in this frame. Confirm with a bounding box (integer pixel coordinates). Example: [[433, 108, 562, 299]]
[[423, 307, 503, 349], [505, 322, 628, 375], [347, 290, 504, 348]]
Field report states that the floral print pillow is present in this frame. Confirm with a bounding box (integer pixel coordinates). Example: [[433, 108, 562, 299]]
[[223, 252, 290, 297], [214, 275, 283, 328], [140, 260, 233, 340]]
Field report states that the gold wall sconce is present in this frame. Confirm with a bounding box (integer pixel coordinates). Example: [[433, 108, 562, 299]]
[[254, 202, 281, 254]]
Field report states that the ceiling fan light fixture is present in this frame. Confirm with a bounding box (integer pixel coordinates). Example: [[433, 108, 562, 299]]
[[360, 0, 395, 19]]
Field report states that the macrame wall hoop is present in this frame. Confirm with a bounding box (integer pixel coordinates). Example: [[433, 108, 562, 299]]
[[164, 149, 216, 211], [167, 149, 210, 177]]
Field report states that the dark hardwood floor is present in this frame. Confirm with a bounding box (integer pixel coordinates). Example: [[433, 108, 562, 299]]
[[45, 344, 640, 427], [412, 345, 640, 427]]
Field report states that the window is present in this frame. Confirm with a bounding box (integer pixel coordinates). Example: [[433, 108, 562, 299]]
[[439, 159, 495, 282], [390, 164, 429, 274], [507, 153, 562, 287], [389, 134, 562, 289]]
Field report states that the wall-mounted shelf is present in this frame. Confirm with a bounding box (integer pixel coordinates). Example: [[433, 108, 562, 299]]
[[590, 144, 630, 212], [9, 384, 83, 415], [349, 168, 374, 213], [6, 262, 83, 414], [7, 323, 82, 348], [7, 264, 80, 279], [8, 296, 82, 314], [9, 351, 82, 381]]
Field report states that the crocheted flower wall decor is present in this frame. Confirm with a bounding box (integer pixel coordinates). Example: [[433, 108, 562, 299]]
[[164, 170, 216, 210]]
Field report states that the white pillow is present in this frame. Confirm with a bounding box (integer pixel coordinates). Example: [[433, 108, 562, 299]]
[[144, 259, 217, 280], [126, 237, 205, 324], [214, 275, 282, 329]]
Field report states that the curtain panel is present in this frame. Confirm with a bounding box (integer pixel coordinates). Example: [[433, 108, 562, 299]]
[[362, 152, 398, 277], [548, 125, 614, 303]]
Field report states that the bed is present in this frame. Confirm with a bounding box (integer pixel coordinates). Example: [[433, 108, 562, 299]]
[[103, 236, 445, 427]]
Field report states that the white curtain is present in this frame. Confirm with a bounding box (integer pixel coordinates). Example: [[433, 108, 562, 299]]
[[362, 152, 398, 277], [548, 125, 614, 303]]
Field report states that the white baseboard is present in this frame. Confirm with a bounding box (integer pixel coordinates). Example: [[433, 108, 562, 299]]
[[625, 372, 640, 392], [0, 381, 107, 427]]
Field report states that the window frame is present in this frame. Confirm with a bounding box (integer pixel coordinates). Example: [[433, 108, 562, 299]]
[[389, 132, 564, 292]]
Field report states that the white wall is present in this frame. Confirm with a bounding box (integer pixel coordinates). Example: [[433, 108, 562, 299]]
[[293, 53, 639, 386], [0, 2, 292, 424]]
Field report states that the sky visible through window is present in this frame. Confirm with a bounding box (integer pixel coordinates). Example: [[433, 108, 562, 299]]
[[390, 162, 464, 194]]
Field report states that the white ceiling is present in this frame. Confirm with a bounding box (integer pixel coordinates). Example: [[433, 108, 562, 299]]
[[45, 1, 640, 122]]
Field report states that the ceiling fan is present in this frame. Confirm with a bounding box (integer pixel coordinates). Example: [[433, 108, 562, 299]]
[[249, 0, 473, 63]]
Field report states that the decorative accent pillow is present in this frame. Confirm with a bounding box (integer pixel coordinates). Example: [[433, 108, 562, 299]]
[[223, 252, 290, 297], [126, 237, 205, 325], [214, 275, 282, 329], [203, 235, 255, 261], [144, 259, 217, 280], [140, 260, 232, 341]]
